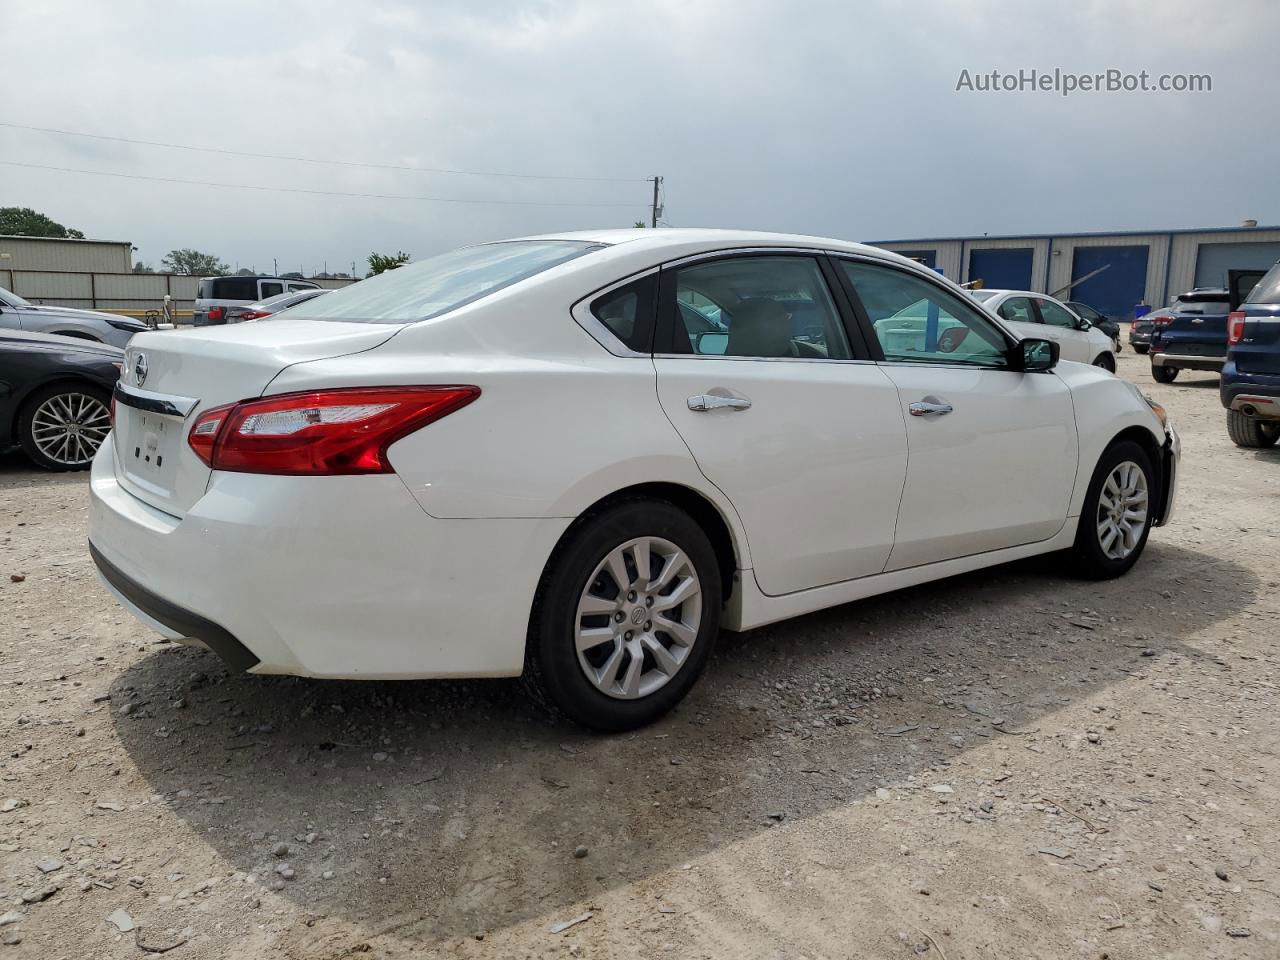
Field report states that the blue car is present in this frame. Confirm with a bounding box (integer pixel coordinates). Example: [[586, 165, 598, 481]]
[[1221, 261, 1280, 447], [1150, 288, 1232, 383]]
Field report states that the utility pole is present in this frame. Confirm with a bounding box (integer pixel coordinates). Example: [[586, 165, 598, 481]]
[[273, 257, 278, 275], [650, 175, 663, 228]]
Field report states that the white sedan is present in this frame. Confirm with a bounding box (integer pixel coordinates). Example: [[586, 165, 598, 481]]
[[970, 289, 1117, 370], [89, 229, 1178, 731]]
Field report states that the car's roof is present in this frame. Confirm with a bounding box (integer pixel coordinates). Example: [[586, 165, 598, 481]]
[[511, 227, 887, 257], [972, 289, 1049, 299]]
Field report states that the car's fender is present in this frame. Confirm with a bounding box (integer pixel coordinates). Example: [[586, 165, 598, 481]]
[[1056, 361, 1166, 517]]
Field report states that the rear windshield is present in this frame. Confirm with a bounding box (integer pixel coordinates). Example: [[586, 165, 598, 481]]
[[1174, 295, 1228, 312], [1245, 263, 1280, 305], [291, 240, 604, 324], [199, 277, 262, 301]]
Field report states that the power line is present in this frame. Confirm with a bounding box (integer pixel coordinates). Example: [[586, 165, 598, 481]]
[[0, 160, 649, 208], [0, 120, 647, 183]]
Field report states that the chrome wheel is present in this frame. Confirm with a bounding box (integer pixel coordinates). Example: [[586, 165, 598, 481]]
[[30, 392, 111, 467], [574, 536, 703, 700], [1096, 461, 1148, 560]]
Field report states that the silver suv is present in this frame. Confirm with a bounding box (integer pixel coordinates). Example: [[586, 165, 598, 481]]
[[194, 276, 319, 326], [0, 286, 146, 349]]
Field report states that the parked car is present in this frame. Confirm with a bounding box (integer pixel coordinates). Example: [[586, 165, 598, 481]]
[[1065, 301, 1121, 348], [1129, 308, 1170, 354], [90, 230, 1177, 731], [193, 276, 320, 326], [1149, 288, 1232, 383], [1221, 260, 1280, 447], [969, 289, 1117, 369], [0, 286, 147, 349], [1, 329, 121, 470], [233, 288, 331, 322]]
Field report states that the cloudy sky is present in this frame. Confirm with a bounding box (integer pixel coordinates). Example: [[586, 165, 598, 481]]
[[3, 0, 1277, 273]]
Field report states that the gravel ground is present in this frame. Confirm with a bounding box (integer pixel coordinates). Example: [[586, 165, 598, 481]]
[[1, 344, 1278, 959]]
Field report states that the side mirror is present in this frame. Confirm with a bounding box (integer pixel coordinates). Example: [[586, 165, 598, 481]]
[[1017, 337, 1059, 371], [1075, 318, 1092, 330]]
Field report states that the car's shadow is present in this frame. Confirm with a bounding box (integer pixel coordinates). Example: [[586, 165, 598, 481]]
[[111, 542, 1251, 948]]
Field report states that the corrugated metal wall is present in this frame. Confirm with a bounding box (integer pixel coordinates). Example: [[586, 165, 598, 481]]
[[877, 241, 963, 281], [0, 236, 132, 272], [1168, 230, 1280, 298], [0, 269, 353, 318]]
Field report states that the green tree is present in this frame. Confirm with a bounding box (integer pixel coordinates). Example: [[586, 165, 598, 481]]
[[0, 206, 85, 239], [161, 248, 228, 276], [633, 221, 647, 228], [132, 262, 155, 274], [367, 251, 410, 276]]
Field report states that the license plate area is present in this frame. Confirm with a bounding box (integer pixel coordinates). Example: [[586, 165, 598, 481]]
[[116, 409, 182, 494]]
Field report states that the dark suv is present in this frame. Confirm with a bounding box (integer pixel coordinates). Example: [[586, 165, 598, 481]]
[[1149, 288, 1231, 383], [1221, 261, 1280, 448]]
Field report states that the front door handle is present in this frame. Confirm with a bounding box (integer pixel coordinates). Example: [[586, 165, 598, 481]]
[[688, 394, 752, 412], [909, 400, 953, 417]]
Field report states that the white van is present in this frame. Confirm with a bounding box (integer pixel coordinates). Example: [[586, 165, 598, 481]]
[[194, 276, 319, 326]]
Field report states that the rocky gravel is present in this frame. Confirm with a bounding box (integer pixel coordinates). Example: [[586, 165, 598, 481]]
[[1, 344, 1278, 958]]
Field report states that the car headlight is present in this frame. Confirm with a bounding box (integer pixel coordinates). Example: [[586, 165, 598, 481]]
[[1144, 395, 1168, 428]]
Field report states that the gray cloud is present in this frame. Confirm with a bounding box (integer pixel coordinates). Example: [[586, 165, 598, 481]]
[[3, 0, 1276, 271]]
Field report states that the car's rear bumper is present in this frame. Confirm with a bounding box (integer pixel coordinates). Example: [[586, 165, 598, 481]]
[[1152, 353, 1225, 372], [88, 441, 570, 679], [1220, 365, 1280, 418]]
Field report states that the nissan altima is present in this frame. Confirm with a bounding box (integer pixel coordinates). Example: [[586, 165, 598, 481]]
[[89, 230, 1179, 731]]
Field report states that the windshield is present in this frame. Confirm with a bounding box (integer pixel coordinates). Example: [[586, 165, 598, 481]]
[[0, 286, 33, 308], [968, 290, 998, 302], [292, 240, 605, 324]]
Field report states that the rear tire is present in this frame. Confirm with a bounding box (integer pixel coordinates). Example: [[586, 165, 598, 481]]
[[17, 383, 112, 471], [1092, 353, 1116, 373], [1069, 440, 1156, 580], [524, 499, 722, 732], [1226, 410, 1280, 448], [1134, 344, 1150, 355], [1151, 364, 1178, 383]]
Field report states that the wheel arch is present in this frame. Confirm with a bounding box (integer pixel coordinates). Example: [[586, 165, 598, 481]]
[[1102, 424, 1167, 521], [538, 481, 743, 607]]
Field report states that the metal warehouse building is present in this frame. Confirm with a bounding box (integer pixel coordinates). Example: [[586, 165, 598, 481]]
[[0, 234, 133, 273], [873, 223, 1280, 320]]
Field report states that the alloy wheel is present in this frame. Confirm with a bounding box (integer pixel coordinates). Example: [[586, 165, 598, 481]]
[[1095, 461, 1148, 560], [30, 392, 111, 467], [574, 536, 703, 700]]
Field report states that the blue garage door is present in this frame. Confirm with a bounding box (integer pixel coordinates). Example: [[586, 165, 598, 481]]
[[968, 248, 1033, 290], [1070, 246, 1149, 320]]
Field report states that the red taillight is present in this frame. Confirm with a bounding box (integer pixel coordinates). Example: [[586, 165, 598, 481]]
[[1151, 312, 1174, 326], [208, 306, 225, 322], [1228, 311, 1247, 345], [237, 310, 270, 322], [186, 386, 479, 475]]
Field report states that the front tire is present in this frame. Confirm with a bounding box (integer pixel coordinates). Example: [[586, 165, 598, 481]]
[[1070, 440, 1156, 579], [1151, 364, 1178, 383], [17, 383, 112, 471], [1093, 353, 1116, 373], [1226, 410, 1280, 448], [525, 499, 722, 732]]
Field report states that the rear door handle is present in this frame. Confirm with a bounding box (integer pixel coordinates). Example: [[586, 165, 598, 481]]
[[909, 400, 953, 417], [688, 394, 752, 412]]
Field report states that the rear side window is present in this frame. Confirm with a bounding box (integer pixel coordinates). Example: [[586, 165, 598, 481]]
[[590, 274, 656, 352], [201, 278, 260, 300], [1244, 263, 1280, 305], [998, 297, 1036, 323], [260, 281, 284, 299], [293, 240, 604, 324]]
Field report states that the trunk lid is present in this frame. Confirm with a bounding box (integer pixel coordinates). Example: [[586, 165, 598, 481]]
[[112, 318, 399, 517]]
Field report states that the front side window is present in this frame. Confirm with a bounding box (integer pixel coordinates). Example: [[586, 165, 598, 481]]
[[666, 256, 850, 359], [840, 261, 1010, 367], [998, 296, 1037, 324], [1036, 298, 1078, 329]]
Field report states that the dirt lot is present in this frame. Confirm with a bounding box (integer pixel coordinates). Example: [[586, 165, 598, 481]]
[[1, 344, 1278, 960]]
